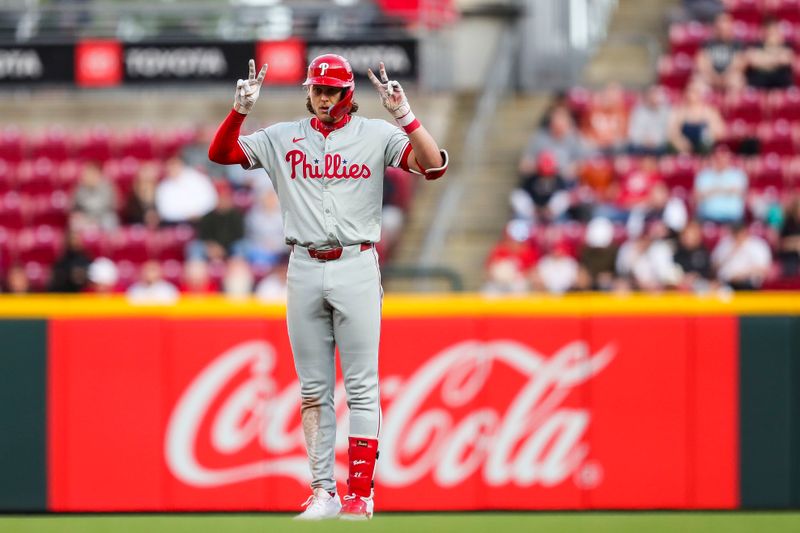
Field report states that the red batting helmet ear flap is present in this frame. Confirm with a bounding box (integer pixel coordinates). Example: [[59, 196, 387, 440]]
[[328, 86, 354, 121]]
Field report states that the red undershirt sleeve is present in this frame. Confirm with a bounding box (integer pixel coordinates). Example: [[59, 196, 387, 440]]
[[208, 109, 250, 167]]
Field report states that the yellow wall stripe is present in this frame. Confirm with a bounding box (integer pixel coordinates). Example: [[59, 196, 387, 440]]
[[0, 293, 798, 318]]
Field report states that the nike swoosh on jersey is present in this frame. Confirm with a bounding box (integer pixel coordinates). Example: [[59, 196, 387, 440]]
[[292, 137, 305, 143]]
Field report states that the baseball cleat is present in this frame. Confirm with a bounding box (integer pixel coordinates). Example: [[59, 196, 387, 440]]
[[293, 488, 342, 520], [339, 491, 374, 520]]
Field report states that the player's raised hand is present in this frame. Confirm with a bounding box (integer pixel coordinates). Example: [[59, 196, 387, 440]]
[[367, 62, 410, 119], [233, 59, 268, 114]]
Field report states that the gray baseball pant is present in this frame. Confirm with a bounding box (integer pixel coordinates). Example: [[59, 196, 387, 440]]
[[286, 243, 382, 493]]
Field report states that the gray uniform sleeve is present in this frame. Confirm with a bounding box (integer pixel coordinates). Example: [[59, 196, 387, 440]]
[[238, 126, 278, 171], [383, 121, 411, 168]]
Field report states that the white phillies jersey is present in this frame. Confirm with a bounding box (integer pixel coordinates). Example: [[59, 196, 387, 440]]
[[238, 116, 410, 249]]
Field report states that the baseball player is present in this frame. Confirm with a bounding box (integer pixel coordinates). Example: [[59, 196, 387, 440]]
[[208, 54, 448, 520]]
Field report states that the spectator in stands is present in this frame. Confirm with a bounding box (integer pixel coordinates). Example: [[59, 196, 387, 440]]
[[255, 259, 289, 302], [70, 162, 118, 232], [155, 156, 218, 224], [627, 86, 672, 155], [244, 185, 287, 268], [695, 12, 746, 92], [712, 223, 772, 289], [580, 82, 629, 154], [224, 256, 255, 300], [531, 240, 582, 294], [123, 162, 160, 229], [5, 264, 29, 294], [672, 0, 723, 23], [777, 193, 800, 276], [668, 79, 726, 154], [186, 180, 244, 262], [519, 107, 595, 181], [745, 19, 795, 90], [126, 260, 179, 304], [49, 231, 91, 293], [694, 144, 748, 224], [510, 150, 573, 224], [483, 220, 538, 295], [674, 220, 714, 290], [616, 220, 681, 291], [86, 257, 119, 294], [578, 217, 619, 291], [180, 259, 218, 294]]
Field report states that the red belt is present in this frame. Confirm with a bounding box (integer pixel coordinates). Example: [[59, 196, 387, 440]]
[[305, 242, 373, 261]]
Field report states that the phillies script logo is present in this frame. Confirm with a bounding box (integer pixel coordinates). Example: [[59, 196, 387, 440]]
[[285, 150, 371, 180], [165, 339, 615, 489]]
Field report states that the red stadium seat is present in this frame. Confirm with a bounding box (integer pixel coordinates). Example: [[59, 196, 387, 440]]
[[750, 153, 785, 192], [758, 119, 795, 155], [669, 21, 709, 56], [118, 128, 156, 160], [0, 227, 17, 269], [75, 127, 113, 163], [0, 192, 27, 230], [722, 88, 763, 125], [0, 159, 17, 194], [108, 225, 155, 264], [29, 191, 70, 228], [78, 227, 108, 259], [0, 127, 24, 163], [658, 53, 694, 91], [16, 157, 56, 197], [53, 160, 82, 193], [158, 127, 196, 159], [30, 127, 71, 162], [770, 0, 800, 25], [701, 222, 724, 251], [17, 225, 64, 265], [660, 154, 698, 193], [728, 0, 763, 25], [765, 87, 800, 123]]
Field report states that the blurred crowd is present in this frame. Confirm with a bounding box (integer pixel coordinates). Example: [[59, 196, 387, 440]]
[[486, 0, 800, 295], [0, 124, 414, 300]]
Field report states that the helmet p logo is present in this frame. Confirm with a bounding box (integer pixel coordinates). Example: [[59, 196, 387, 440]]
[[319, 62, 330, 77]]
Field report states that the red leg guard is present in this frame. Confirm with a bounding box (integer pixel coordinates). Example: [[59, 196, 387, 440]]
[[347, 436, 378, 497]]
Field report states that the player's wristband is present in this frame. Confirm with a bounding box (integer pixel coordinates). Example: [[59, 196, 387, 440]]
[[395, 109, 421, 134]]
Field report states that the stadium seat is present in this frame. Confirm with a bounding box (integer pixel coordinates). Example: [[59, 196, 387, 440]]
[[0, 192, 27, 230], [118, 128, 156, 160], [0, 227, 16, 269], [108, 225, 155, 264], [669, 21, 709, 56], [30, 127, 71, 162], [0, 159, 17, 194], [17, 225, 64, 265], [771, 0, 800, 25], [78, 227, 108, 259], [758, 119, 795, 156], [750, 154, 785, 193], [0, 127, 24, 163], [765, 88, 800, 123], [660, 154, 698, 193], [17, 157, 56, 197], [728, 0, 763, 25], [658, 53, 694, 91], [160, 259, 184, 286], [75, 127, 113, 163], [29, 191, 70, 228], [723, 88, 763, 125]]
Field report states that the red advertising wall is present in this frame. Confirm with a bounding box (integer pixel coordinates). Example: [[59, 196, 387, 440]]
[[47, 315, 738, 511]]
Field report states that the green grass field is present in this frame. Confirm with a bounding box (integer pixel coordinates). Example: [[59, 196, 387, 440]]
[[1, 512, 798, 533]]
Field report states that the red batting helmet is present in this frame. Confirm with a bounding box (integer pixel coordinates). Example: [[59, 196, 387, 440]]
[[303, 54, 354, 88], [303, 54, 355, 120]]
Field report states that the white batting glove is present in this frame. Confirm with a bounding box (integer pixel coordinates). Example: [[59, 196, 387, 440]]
[[233, 59, 268, 115], [367, 62, 414, 124]]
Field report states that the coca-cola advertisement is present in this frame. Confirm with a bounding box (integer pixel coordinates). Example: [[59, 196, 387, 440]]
[[47, 316, 738, 511]]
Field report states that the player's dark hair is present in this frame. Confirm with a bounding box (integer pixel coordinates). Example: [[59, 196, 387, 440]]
[[305, 92, 359, 115]]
